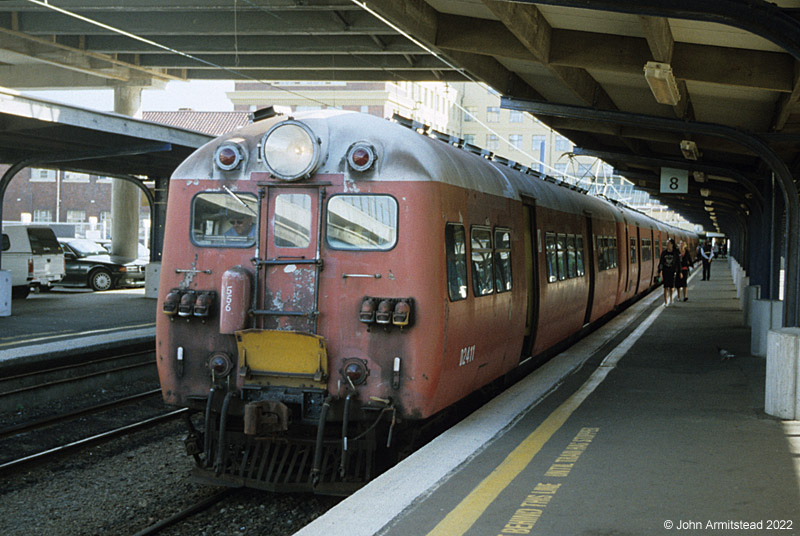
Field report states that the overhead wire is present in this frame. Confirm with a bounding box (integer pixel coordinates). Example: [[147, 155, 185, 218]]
[[24, 0, 330, 106], [23, 0, 660, 210], [24, 0, 554, 175]]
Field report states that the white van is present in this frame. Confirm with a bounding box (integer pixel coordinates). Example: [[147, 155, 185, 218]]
[[1, 225, 65, 298]]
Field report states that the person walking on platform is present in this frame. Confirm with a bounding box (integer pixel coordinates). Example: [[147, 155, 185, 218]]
[[676, 243, 692, 301], [658, 238, 680, 306], [700, 240, 713, 280]]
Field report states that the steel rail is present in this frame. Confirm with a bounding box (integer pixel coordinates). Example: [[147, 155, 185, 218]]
[[0, 388, 161, 440], [130, 489, 237, 536], [0, 360, 155, 400], [0, 408, 187, 475], [0, 348, 154, 386]]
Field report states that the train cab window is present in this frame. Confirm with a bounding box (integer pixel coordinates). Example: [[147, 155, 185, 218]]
[[191, 192, 258, 248], [556, 234, 567, 281], [566, 234, 577, 278], [445, 224, 468, 301], [274, 194, 312, 248], [471, 227, 494, 296], [545, 232, 557, 282], [326, 195, 397, 250], [630, 236, 637, 264], [576, 235, 585, 276], [494, 228, 512, 293]]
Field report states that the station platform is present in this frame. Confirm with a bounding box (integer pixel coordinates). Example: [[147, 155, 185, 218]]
[[297, 263, 800, 536], [0, 287, 155, 368]]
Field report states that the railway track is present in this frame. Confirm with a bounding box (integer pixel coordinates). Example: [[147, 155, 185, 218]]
[[130, 488, 237, 536], [0, 346, 174, 475], [0, 348, 158, 415], [0, 408, 188, 474]]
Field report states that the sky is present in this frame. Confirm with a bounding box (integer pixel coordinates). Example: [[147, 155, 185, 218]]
[[24, 80, 236, 113]]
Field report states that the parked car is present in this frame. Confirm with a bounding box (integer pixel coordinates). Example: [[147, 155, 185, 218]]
[[97, 239, 151, 261], [2, 225, 65, 298], [57, 238, 146, 291]]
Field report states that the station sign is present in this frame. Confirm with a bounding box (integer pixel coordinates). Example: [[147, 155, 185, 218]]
[[660, 167, 688, 193]]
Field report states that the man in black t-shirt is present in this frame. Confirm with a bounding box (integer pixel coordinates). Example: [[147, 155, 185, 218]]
[[700, 241, 713, 280], [658, 238, 680, 306]]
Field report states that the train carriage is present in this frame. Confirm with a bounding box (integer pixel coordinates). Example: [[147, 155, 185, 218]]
[[156, 110, 695, 494]]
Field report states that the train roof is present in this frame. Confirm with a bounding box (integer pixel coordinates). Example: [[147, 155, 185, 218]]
[[173, 109, 694, 239]]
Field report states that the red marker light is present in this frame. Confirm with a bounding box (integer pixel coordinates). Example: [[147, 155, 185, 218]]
[[215, 143, 243, 171], [351, 148, 370, 168], [347, 144, 375, 172], [218, 147, 237, 167]]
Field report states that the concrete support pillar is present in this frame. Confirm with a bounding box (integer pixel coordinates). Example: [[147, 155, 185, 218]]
[[111, 86, 143, 259], [765, 328, 800, 419], [752, 300, 783, 357], [144, 175, 168, 299], [0, 270, 10, 317], [743, 285, 760, 326], [736, 274, 748, 301]]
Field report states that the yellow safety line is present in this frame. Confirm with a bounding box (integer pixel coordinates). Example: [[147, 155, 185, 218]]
[[426, 305, 664, 536]]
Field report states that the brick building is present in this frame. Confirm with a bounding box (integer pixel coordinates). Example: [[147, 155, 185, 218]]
[[1, 110, 250, 239]]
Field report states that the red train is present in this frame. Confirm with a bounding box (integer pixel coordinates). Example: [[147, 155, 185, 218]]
[[156, 109, 696, 494]]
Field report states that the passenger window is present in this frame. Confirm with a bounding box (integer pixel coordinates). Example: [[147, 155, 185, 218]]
[[546, 232, 557, 283], [326, 195, 397, 250], [576, 235, 585, 276], [630, 237, 637, 264], [556, 233, 567, 281], [494, 229, 512, 293], [471, 227, 494, 296], [641, 238, 652, 262], [445, 224, 468, 301], [610, 238, 618, 269], [567, 234, 577, 278], [596, 236, 606, 271], [274, 194, 311, 248], [191, 192, 258, 248]]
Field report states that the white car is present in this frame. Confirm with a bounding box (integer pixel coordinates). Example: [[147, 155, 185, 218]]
[[1, 225, 65, 298]]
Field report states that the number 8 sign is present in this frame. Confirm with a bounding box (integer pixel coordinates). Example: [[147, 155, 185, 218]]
[[660, 167, 688, 193]]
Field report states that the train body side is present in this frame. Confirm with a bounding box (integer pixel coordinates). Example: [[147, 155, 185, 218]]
[[154, 110, 697, 493]]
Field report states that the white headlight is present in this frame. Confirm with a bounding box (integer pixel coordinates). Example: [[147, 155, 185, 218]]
[[262, 121, 320, 181]]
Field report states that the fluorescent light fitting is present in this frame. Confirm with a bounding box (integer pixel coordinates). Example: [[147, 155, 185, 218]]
[[644, 61, 681, 106], [700, 188, 710, 197], [693, 171, 706, 183], [680, 140, 701, 160]]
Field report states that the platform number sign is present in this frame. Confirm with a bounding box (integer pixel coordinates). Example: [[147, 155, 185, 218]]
[[660, 167, 688, 194]]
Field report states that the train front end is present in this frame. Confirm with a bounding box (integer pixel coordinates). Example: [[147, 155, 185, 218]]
[[156, 111, 442, 494]]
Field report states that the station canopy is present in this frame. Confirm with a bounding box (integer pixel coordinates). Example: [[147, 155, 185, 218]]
[[0, 88, 211, 178], [0, 1, 799, 232]]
